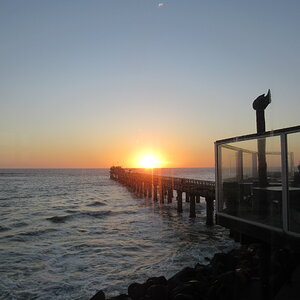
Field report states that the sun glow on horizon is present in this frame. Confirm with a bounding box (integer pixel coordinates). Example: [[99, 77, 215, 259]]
[[139, 154, 161, 168]]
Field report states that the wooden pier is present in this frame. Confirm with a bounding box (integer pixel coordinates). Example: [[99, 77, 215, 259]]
[[110, 166, 216, 225]]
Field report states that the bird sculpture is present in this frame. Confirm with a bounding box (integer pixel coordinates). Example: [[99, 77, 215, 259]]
[[253, 89, 271, 111], [253, 89, 271, 134]]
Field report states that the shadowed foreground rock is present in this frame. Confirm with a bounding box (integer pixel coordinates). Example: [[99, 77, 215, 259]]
[[90, 244, 298, 300]]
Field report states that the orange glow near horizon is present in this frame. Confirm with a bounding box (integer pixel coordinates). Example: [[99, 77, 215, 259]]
[[0, 131, 215, 168]]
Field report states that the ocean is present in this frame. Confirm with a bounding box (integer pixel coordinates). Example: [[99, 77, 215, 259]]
[[0, 168, 236, 300]]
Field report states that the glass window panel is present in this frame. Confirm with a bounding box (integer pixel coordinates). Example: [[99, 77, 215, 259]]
[[287, 132, 300, 233], [218, 136, 282, 228]]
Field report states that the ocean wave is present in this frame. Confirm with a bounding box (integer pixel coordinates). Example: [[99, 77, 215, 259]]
[[70, 243, 93, 250], [0, 225, 10, 232], [12, 221, 29, 228], [0, 196, 13, 201], [46, 215, 74, 223], [46, 210, 112, 223], [0, 194, 32, 201], [64, 209, 79, 214], [55, 192, 69, 197], [79, 209, 137, 218], [0, 172, 25, 176], [19, 228, 58, 236], [5, 235, 27, 242], [109, 210, 137, 216], [80, 210, 112, 218], [86, 201, 107, 207]]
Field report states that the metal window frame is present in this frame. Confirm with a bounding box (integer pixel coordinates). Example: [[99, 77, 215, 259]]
[[281, 133, 289, 234]]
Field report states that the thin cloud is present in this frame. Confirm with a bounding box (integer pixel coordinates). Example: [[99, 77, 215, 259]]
[[158, 3, 164, 7]]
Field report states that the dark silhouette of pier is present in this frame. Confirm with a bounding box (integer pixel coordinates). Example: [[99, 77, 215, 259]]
[[110, 166, 215, 225]]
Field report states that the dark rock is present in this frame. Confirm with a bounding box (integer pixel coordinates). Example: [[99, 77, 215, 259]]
[[172, 280, 207, 299], [173, 293, 195, 300], [94, 244, 298, 300], [238, 278, 263, 300], [107, 294, 131, 300], [168, 267, 196, 291], [195, 264, 212, 282], [210, 253, 230, 276], [207, 280, 233, 300], [139, 297, 150, 300], [210, 252, 236, 275], [145, 276, 167, 289], [215, 270, 236, 285], [194, 263, 206, 269], [90, 290, 105, 300], [208, 269, 251, 300], [235, 267, 251, 283], [146, 284, 168, 300], [128, 282, 146, 300]]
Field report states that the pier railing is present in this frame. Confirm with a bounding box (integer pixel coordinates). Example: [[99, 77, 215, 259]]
[[110, 166, 216, 225]]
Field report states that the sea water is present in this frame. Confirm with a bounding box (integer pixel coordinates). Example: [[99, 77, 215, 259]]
[[0, 169, 236, 299]]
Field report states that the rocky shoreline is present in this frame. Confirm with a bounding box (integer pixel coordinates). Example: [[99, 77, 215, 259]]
[[90, 243, 298, 300]]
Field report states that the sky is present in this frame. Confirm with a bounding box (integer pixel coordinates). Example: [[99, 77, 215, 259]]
[[1, 0, 300, 168]]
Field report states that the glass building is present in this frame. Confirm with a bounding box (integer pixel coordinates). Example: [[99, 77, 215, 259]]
[[215, 125, 300, 245]]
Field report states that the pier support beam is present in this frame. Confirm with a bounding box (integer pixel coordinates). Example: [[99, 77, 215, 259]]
[[148, 184, 152, 198], [185, 192, 190, 203], [196, 194, 200, 204], [190, 194, 196, 218], [159, 186, 164, 204], [153, 185, 158, 201], [167, 189, 173, 203], [139, 183, 143, 196], [206, 197, 214, 226], [177, 191, 183, 213]]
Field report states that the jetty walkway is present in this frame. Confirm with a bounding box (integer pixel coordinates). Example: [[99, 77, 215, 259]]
[[110, 166, 216, 225]]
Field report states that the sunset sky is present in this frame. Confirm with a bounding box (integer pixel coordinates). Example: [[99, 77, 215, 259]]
[[1, 0, 300, 168]]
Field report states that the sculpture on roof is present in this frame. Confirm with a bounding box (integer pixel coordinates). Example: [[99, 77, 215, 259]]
[[253, 89, 271, 134], [253, 90, 271, 187]]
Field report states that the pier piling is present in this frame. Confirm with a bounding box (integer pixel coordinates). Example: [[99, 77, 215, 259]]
[[206, 197, 214, 226], [190, 194, 196, 218], [177, 191, 183, 213], [167, 189, 173, 203], [153, 185, 158, 201]]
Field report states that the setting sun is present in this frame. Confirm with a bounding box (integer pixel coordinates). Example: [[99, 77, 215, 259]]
[[139, 154, 160, 168]]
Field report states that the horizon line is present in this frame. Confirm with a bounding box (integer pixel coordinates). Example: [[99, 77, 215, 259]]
[[0, 166, 215, 169]]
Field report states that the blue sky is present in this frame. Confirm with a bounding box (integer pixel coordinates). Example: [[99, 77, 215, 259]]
[[1, 0, 300, 167]]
